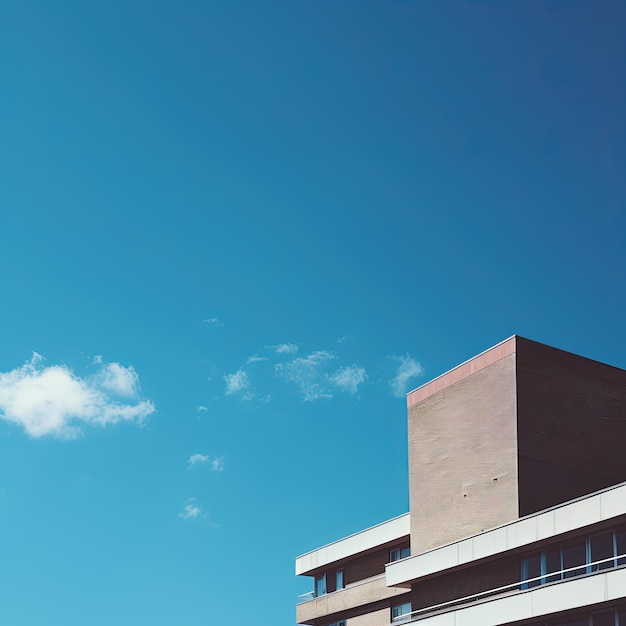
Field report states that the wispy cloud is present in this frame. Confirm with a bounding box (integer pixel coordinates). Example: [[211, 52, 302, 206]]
[[179, 498, 203, 520], [246, 354, 268, 364], [275, 350, 336, 401], [330, 365, 367, 396], [203, 317, 223, 327], [270, 343, 299, 356], [187, 453, 209, 468], [0, 353, 155, 439], [210, 456, 224, 472], [196, 405, 208, 413], [390, 354, 424, 398], [187, 453, 224, 471], [224, 369, 249, 396]]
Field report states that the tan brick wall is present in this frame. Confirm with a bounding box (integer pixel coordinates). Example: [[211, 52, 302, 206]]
[[296, 578, 409, 625], [348, 606, 393, 626], [408, 353, 519, 554]]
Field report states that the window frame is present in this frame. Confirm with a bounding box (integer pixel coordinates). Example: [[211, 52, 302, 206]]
[[336, 569, 344, 591], [391, 601, 412, 622], [520, 524, 626, 591], [390, 546, 410, 562], [315, 573, 327, 597]]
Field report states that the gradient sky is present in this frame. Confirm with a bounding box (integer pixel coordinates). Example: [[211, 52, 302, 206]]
[[1, 1, 626, 625]]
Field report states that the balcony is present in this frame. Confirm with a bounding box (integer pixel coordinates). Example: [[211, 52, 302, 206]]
[[392, 557, 626, 625], [296, 574, 409, 624]]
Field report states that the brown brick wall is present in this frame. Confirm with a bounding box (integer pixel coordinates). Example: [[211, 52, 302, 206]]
[[410, 554, 520, 611], [312, 541, 410, 594], [342, 544, 407, 586], [516, 337, 626, 515]]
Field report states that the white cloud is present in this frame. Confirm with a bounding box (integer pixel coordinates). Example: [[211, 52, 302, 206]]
[[0, 353, 155, 439], [210, 456, 224, 472], [224, 369, 249, 396], [203, 317, 223, 327], [179, 498, 203, 520], [187, 453, 224, 471], [246, 354, 268, 364], [390, 354, 424, 398], [275, 350, 336, 401], [187, 453, 209, 468], [196, 405, 208, 413], [330, 365, 367, 396], [96, 362, 140, 397], [271, 343, 299, 355]]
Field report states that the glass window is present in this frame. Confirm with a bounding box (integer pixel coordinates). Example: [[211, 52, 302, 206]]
[[563, 539, 587, 578], [390, 547, 410, 562], [522, 553, 542, 588], [590, 532, 615, 571], [392, 602, 412, 621], [315, 574, 326, 597], [545, 548, 562, 583], [616, 527, 626, 566], [336, 569, 344, 590]]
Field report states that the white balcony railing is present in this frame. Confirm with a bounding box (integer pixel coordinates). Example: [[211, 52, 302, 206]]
[[392, 553, 626, 623]]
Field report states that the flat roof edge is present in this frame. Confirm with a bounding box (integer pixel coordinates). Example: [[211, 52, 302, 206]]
[[295, 512, 410, 575]]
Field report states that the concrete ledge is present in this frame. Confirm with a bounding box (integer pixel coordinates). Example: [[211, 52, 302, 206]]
[[296, 513, 410, 576], [296, 574, 409, 624]]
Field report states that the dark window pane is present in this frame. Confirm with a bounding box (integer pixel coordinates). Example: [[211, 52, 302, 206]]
[[545, 548, 562, 583], [619, 609, 626, 625], [591, 532, 615, 571], [522, 554, 542, 588], [563, 539, 587, 578]]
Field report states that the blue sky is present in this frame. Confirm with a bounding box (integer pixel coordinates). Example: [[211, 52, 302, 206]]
[[1, 1, 625, 624]]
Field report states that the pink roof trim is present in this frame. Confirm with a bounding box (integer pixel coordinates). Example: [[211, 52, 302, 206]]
[[407, 336, 517, 408]]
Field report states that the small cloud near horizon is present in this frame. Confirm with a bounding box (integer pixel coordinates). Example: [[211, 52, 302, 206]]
[[275, 350, 336, 401], [187, 453, 209, 468], [203, 317, 223, 327], [390, 354, 424, 398], [224, 369, 250, 397], [210, 456, 225, 472], [179, 498, 203, 520], [330, 364, 367, 396], [246, 354, 268, 364], [270, 343, 299, 356], [187, 453, 224, 471]]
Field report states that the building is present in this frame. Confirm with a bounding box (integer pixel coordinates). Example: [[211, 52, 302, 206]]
[[295, 336, 626, 626]]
